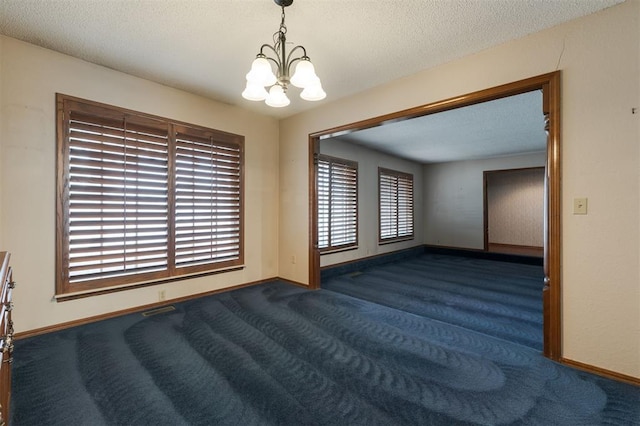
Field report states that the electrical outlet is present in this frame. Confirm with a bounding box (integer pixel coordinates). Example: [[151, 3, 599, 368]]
[[291, 255, 296, 264], [158, 290, 166, 302]]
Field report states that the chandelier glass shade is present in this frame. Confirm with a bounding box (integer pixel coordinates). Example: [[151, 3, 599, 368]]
[[242, 0, 326, 107]]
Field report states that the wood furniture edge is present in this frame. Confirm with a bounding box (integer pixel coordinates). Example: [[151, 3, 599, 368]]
[[0, 251, 12, 425]]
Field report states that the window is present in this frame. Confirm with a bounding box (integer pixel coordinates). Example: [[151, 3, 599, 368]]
[[317, 155, 358, 252], [56, 94, 244, 296], [379, 167, 414, 243]]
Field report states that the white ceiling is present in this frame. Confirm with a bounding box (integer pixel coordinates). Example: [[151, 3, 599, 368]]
[[333, 90, 546, 164], [0, 0, 624, 120]]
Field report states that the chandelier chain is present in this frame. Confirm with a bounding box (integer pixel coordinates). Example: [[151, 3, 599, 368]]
[[280, 6, 287, 31]]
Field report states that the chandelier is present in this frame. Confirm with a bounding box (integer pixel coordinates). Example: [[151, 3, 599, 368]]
[[242, 0, 326, 108]]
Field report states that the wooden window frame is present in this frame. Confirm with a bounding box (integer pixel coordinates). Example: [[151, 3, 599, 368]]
[[55, 94, 244, 297], [378, 167, 414, 244], [317, 154, 358, 253]]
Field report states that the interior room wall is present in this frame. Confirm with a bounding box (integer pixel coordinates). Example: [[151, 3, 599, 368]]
[[486, 167, 544, 248], [279, 1, 639, 378], [422, 153, 545, 249], [319, 138, 424, 268], [0, 35, 280, 333]]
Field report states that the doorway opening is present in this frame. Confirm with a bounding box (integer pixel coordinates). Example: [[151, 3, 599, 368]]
[[308, 72, 561, 360], [484, 167, 545, 258]]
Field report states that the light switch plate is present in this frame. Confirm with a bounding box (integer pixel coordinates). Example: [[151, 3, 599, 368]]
[[573, 197, 587, 215]]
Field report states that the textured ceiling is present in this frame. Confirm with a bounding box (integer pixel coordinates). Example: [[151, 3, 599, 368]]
[[333, 90, 546, 164], [0, 0, 624, 119]]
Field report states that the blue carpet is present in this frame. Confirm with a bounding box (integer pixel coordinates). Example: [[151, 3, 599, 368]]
[[323, 254, 544, 350], [11, 255, 640, 425]]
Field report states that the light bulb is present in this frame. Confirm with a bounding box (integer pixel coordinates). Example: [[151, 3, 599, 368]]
[[300, 79, 326, 101], [245, 57, 277, 87], [290, 59, 319, 88], [242, 82, 268, 101], [265, 85, 290, 108]]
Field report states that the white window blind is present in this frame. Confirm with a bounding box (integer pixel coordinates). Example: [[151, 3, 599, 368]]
[[317, 155, 358, 251], [57, 95, 244, 296], [379, 168, 414, 242]]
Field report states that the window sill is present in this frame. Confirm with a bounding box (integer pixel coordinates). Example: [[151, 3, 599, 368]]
[[320, 245, 358, 256], [378, 236, 414, 246]]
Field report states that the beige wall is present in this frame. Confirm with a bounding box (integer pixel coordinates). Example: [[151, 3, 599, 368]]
[[280, 1, 639, 378], [423, 153, 545, 249], [0, 36, 280, 333]]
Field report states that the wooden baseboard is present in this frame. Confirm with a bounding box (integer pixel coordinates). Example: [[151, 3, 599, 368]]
[[320, 246, 426, 283], [488, 243, 543, 257], [560, 357, 640, 386], [277, 277, 309, 288], [15, 277, 280, 340], [424, 244, 543, 266], [320, 245, 425, 271]]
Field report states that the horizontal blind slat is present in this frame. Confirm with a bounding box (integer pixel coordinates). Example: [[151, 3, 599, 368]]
[[67, 111, 170, 284], [69, 265, 168, 283], [70, 158, 168, 177], [379, 168, 413, 241], [174, 131, 242, 267], [69, 132, 169, 154], [317, 155, 358, 250], [69, 234, 168, 246]]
